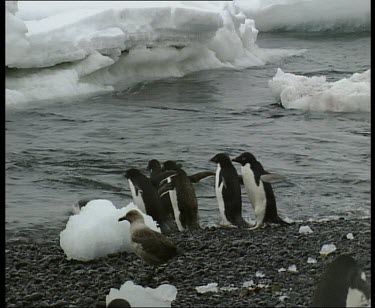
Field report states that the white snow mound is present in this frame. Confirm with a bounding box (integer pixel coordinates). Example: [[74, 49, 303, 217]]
[[59, 200, 160, 261]]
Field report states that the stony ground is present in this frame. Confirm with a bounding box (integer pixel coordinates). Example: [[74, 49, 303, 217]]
[[6, 218, 371, 307]]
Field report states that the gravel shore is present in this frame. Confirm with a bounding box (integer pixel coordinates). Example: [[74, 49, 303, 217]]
[[6, 218, 371, 307]]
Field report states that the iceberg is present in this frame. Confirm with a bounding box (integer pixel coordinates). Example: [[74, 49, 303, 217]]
[[269, 68, 370, 112], [6, 1, 303, 107]]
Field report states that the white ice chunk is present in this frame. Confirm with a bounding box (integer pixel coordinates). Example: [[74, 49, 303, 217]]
[[106, 280, 177, 307], [346, 233, 354, 240], [242, 280, 255, 288], [299, 225, 313, 234], [307, 257, 317, 264], [269, 68, 370, 112], [278, 268, 287, 273], [59, 200, 160, 261], [255, 271, 265, 278], [320, 244, 337, 256], [195, 282, 219, 294], [287, 265, 298, 273]]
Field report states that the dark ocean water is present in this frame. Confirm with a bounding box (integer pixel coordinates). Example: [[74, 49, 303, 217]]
[[6, 32, 370, 240]]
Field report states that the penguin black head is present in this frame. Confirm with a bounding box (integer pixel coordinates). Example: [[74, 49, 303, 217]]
[[147, 159, 161, 171], [312, 254, 370, 307], [107, 298, 131, 307], [162, 160, 182, 171], [118, 209, 144, 223], [124, 168, 142, 179], [232, 152, 257, 166], [209, 153, 233, 167]]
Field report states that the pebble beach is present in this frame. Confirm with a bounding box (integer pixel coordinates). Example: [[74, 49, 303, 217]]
[[6, 218, 371, 307]]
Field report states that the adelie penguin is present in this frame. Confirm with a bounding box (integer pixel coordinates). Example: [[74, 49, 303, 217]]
[[149, 159, 214, 231], [210, 153, 250, 228], [148, 159, 215, 187], [147, 159, 178, 232], [160, 160, 201, 231], [312, 255, 370, 307], [232, 152, 288, 229], [124, 168, 177, 233]]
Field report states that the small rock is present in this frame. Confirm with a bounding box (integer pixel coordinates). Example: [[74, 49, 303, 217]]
[[24, 292, 43, 301]]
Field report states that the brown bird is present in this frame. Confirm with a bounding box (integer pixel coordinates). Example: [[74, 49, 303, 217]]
[[118, 210, 178, 266]]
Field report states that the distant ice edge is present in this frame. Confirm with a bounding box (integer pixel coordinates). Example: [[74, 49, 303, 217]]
[[6, 1, 303, 107]]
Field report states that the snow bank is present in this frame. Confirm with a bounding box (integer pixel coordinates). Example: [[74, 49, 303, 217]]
[[59, 200, 160, 262], [269, 68, 370, 112], [235, 0, 370, 33], [106, 280, 177, 307], [6, 1, 303, 107]]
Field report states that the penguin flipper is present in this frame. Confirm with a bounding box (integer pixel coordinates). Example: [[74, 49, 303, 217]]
[[260, 173, 286, 183], [218, 176, 227, 189], [158, 182, 175, 196], [131, 183, 143, 196], [154, 171, 178, 186], [189, 171, 215, 183]]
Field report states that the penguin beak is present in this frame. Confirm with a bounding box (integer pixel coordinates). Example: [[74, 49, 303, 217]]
[[209, 156, 216, 163], [232, 156, 240, 163]]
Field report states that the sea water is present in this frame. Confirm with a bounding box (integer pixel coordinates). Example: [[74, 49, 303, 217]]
[[6, 32, 370, 240]]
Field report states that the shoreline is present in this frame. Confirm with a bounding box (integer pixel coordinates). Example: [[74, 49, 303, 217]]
[[6, 218, 371, 307]]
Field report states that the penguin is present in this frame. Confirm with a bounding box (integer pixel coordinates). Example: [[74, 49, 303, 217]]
[[148, 159, 215, 186], [232, 152, 288, 229], [312, 255, 370, 307], [209, 153, 250, 228], [118, 210, 178, 266], [148, 159, 214, 232], [161, 160, 201, 231], [124, 169, 176, 233], [147, 160, 179, 232]]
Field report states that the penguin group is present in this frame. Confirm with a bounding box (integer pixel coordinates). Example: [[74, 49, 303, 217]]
[[123, 152, 289, 235], [72, 152, 370, 308]]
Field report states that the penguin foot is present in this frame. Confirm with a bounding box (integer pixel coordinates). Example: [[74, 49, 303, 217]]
[[220, 224, 237, 229], [246, 224, 262, 230]]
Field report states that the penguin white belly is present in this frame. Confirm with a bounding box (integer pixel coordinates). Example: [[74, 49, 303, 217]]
[[128, 179, 146, 214], [167, 177, 184, 232], [241, 164, 267, 225], [346, 287, 369, 307], [215, 164, 231, 225]]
